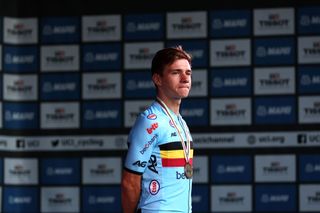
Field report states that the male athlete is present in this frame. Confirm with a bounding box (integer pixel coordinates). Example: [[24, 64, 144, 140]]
[[121, 46, 193, 213]]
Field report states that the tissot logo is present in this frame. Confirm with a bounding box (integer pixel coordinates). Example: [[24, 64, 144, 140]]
[[90, 164, 114, 175], [255, 155, 295, 182], [5, 158, 38, 184], [49, 51, 72, 62], [173, 16, 201, 30], [41, 103, 79, 129], [83, 158, 121, 184], [130, 47, 153, 61], [167, 11, 207, 39], [211, 185, 251, 212], [8, 23, 32, 36], [216, 44, 245, 58], [254, 8, 294, 35], [41, 45, 79, 71], [124, 42, 164, 69], [300, 185, 320, 211], [82, 15, 121, 41], [4, 74, 38, 101], [261, 73, 289, 85], [260, 14, 289, 26], [89, 21, 116, 33], [305, 41, 320, 54], [211, 98, 251, 125], [4, 17, 38, 44], [41, 187, 79, 212], [254, 67, 295, 95], [263, 161, 288, 174], [298, 36, 320, 64], [299, 96, 320, 123], [87, 78, 116, 90], [82, 73, 121, 99], [210, 39, 251, 66]]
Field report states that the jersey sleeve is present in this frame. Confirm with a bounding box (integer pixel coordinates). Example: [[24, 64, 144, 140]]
[[124, 113, 160, 174]]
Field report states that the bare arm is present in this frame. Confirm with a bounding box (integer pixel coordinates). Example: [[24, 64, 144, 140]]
[[121, 169, 142, 213]]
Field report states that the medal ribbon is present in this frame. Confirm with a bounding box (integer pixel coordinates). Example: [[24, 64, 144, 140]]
[[156, 98, 191, 164]]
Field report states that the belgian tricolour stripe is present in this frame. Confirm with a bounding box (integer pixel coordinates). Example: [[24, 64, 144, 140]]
[[159, 141, 193, 167]]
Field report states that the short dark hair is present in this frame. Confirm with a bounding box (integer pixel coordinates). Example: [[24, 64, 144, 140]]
[[151, 45, 192, 76]]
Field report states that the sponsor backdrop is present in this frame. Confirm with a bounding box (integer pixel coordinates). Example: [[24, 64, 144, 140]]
[[1, 2, 320, 213]]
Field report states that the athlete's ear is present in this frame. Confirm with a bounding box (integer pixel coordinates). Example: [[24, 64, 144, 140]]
[[152, 73, 162, 87]]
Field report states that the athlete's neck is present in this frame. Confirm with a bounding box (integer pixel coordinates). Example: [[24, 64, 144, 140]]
[[156, 96, 181, 115]]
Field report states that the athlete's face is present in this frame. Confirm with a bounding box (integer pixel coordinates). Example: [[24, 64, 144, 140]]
[[153, 59, 192, 100]]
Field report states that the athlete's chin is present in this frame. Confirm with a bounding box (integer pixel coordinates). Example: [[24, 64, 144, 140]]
[[178, 92, 190, 98]]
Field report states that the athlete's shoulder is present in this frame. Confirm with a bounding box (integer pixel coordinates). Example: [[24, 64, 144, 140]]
[[136, 101, 164, 121], [129, 101, 166, 134]]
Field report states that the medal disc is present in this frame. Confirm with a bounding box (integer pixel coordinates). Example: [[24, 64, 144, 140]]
[[184, 162, 193, 179]]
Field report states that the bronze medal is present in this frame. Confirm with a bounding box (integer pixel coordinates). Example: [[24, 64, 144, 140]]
[[184, 162, 193, 179]]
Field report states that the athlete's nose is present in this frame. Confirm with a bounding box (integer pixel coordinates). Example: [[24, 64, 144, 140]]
[[181, 72, 190, 83]]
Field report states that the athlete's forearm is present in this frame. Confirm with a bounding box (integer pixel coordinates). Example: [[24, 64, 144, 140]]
[[121, 170, 142, 213], [121, 185, 140, 213]]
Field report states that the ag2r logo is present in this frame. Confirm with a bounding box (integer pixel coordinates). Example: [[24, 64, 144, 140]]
[[133, 160, 147, 168]]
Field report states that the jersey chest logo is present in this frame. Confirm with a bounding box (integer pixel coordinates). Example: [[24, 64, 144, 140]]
[[148, 155, 158, 174]]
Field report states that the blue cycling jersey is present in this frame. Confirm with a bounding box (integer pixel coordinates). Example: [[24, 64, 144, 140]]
[[124, 100, 193, 213]]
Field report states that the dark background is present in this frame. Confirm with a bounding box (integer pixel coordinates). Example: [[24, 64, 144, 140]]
[[1, 0, 320, 16]]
